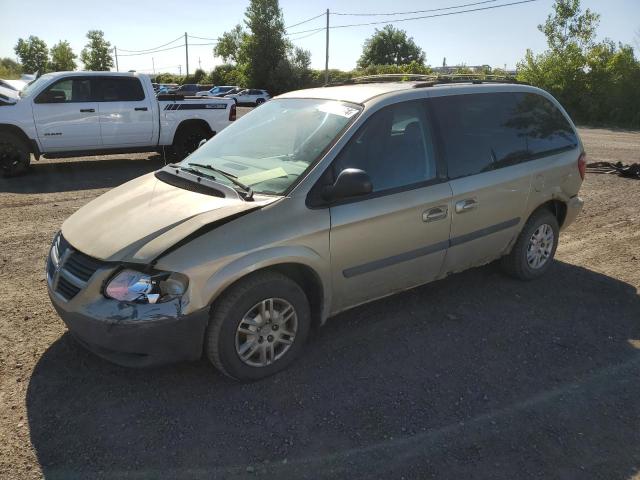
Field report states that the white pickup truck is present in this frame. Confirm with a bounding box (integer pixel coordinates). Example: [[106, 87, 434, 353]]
[[0, 71, 237, 176]]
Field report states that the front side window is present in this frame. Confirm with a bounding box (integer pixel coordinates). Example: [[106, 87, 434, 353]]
[[183, 98, 361, 195], [332, 101, 437, 192], [98, 77, 145, 102], [35, 77, 93, 103]]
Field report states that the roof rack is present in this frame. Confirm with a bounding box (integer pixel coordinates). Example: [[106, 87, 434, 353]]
[[326, 73, 527, 88]]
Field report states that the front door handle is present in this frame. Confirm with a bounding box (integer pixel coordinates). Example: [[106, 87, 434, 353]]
[[134, 107, 148, 111], [79, 108, 95, 113], [455, 198, 478, 213], [422, 205, 448, 222]]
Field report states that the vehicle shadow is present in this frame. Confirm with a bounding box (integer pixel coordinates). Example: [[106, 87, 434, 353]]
[[0, 154, 166, 194], [26, 261, 640, 479]]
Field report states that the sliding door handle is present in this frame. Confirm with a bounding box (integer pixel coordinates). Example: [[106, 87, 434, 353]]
[[134, 107, 148, 111], [79, 108, 95, 113], [455, 198, 478, 213]]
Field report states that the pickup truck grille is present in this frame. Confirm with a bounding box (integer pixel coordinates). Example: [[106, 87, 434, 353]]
[[47, 233, 107, 301]]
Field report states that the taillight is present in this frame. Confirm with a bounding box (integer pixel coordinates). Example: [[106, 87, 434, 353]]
[[578, 152, 587, 180], [229, 103, 236, 121]]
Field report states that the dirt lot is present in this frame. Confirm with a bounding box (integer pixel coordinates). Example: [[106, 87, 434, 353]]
[[0, 126, 639, 479]]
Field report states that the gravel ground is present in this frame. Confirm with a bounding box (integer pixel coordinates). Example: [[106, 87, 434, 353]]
[[0, 126, 639, 479]]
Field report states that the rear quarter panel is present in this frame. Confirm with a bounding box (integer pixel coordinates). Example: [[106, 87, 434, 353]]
[[157, 98, 234, 145]]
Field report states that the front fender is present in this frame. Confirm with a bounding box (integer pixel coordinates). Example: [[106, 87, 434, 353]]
[[202, 245, 331, 322]]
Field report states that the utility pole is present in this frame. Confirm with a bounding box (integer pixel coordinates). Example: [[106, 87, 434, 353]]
[[324, 9, 329, 84], [185, 32, 189, 78], [198, 57, 202, 70], [178, 65, 182, 76], [114, 46, 119, 72], [152, 57, 155, 76]]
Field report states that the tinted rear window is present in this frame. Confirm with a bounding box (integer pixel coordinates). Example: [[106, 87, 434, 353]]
[[98, 77, 145, 102], [431, 92, 578, 179]]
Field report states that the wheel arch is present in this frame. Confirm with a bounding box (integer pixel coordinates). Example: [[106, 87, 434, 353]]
[[530, 199, 568, 228], [203, 249, 329, 329], [172, 118, 214, 145], [0, 123, 39, 158]]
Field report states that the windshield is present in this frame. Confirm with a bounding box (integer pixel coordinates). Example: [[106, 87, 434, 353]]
[[183, 98, 361, 195], [19, 74, 54, 98]]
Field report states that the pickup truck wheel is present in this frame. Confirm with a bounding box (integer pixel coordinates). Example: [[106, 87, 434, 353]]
[[0, 132, 31, 177], [172, 124, 210, 160], [205, 271, 311, 381]]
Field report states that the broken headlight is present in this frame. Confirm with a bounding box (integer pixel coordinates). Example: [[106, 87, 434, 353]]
[[105, 269, 188, 304]]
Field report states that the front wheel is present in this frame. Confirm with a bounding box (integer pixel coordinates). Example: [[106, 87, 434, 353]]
[[501, 209, 559, 280], [205, 271, 311, 381], [255, 98, 265, 106], [0, 132, 31, 177]]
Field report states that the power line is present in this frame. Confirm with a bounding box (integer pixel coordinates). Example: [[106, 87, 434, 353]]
[[332, 0, 498, 16], [117, 44, 186, 57], [117, 35, 183, 53], [285, 12, 326, 30], [289, 28, 325, 41], [287, 0, 538, 35], [188, 34, 218, 41]]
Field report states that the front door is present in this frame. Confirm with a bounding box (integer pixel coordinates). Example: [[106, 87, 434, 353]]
[[32, 76, 101, 151], [96, 76, 155, 147], [328, 100, 452, 312]]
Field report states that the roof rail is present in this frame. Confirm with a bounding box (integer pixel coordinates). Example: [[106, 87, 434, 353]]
[[325, 73, 527, 87]]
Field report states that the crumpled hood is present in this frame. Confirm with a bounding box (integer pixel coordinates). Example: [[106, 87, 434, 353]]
[[62, 172, 277, 263], [0, 85, 19, 105]]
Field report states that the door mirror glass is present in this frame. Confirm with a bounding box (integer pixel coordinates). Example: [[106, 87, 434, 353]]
[[323, 168, 373, 201]]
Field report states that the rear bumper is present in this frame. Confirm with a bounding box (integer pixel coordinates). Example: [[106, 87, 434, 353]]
[[49, 288, 209, 368], [561, 195, 584, 230]]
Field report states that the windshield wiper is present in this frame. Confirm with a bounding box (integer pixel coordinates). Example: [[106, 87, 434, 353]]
[[187, 163, 254, 200]]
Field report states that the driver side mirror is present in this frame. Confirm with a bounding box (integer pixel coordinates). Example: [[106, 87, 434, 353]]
[[322, 168, 373, 202]]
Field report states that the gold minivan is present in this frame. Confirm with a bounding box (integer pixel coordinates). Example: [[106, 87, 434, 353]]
[[47, 77, 585, 380]]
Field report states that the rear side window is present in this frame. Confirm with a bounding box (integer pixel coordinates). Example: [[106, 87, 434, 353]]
[[510, 93, 578, 158], [431, 92, 578, 179], [98, 77, 145, 102]]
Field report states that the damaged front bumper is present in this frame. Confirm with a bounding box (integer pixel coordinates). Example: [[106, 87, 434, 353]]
[[47, 245, 208, 367]]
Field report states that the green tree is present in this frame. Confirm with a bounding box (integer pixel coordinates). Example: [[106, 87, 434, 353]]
[[49, 40, 77, 71], [215, 0, 311, 94], [241, 0, 289, 92], [214, 24, 246, 64], [357, 25, 425, 68], [14, 36, 49, 73], [517, 0, 640, 127], [0, 58, 22, 79], [80, 30, 113, 71]]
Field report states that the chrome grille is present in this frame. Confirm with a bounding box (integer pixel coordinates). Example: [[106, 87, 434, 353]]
[[47, 233, 106, 301]]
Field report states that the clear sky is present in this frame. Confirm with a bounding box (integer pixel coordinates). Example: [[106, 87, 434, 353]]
[[1, 0, 638, 74]]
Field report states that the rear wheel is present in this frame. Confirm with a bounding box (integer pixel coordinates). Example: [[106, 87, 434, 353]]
[[501, 209, 559, 280], [205, 271, 311, 381], [0, 132, 31, 177], [171, 123, 211, 161]]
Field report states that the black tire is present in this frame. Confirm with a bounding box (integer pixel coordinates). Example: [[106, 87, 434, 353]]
[[171, 123, 211, 161], [0, 132, 31, 177], [205, 271, 311, 381], [501, 209, 559, 280], [255, 98, 265, 106]]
